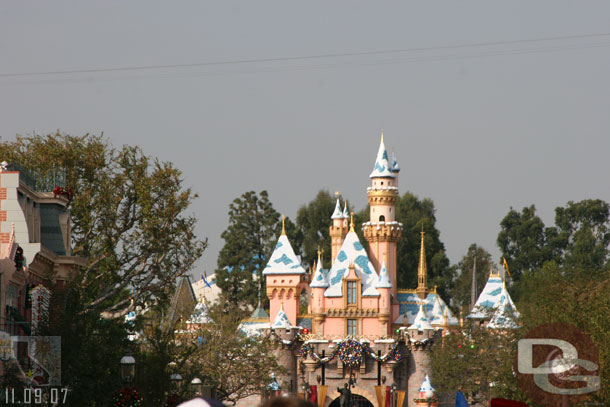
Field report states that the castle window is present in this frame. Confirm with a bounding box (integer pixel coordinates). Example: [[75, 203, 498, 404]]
[[347, 281, 357, 305], [347, 319, 357, 336], [381, 181, 384, 185], [379, 215, 385, 222]]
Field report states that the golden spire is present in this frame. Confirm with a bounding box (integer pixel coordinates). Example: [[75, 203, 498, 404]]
[[281, 215, 286, 235], [416, 223, 428, 298], [317, 245, 323, 263], [381, 129, 384, 143], [350, 211, 355, 232]]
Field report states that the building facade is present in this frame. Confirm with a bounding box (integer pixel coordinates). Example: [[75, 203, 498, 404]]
[[252, 134, 461, 407]]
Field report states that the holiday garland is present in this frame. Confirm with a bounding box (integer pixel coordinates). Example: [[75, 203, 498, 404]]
[[298, 338, 403, 367], [113, 387, 142, 407]]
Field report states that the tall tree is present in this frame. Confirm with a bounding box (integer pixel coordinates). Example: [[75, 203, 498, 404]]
[[394, 192, 453, 296], [182, 299, 287, 405], [0, 133, 206, 318], [554, 199, 610, 272], [215, 190, 301, 309], [450, 244, 493, 313], [496, 205, 557, 280], [296, 190, 335, 268]]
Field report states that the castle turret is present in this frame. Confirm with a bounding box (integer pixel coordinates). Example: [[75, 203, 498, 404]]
[[310, 249, 328, 335], [407, 302, 436, 406], [363, 132, 402, 301], [330, 198, 349, 264], [375, 259, 392, 336], [263, 217, 307, 328], [414, 375, 439, 407]]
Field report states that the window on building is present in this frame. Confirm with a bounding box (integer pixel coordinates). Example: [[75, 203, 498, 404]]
[[379, 215, 385, 222], [347, 319, 357, 336], [347, 281, 357, 305]]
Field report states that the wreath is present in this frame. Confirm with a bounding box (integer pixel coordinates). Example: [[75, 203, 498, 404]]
[[113, 387, 142, 407], [299, 338, 403, 366]]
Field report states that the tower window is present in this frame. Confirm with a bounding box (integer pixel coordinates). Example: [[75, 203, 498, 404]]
[[347, 281, 357, 304], [347, 319, 357, 336], [381, 181, 384, 185], [379, 215, 385, 222]]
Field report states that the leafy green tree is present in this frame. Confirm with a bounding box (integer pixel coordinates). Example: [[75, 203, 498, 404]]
[[450, 244, 493, 312], [554, 199, 610, 272], [0, 133, 206, 319], [296, 190, 336, 268], [182, 298, 286, 405], [497, 205, 558, 280], [215, 190, 301, 309], [394, 192, 453, 296]]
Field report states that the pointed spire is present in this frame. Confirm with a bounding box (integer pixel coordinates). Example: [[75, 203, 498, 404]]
[[342, 200, 349, 219], [349, 212, 355, 232], [417, 224, 428, 296], [281, 215, 286, 235], [408, 301, 433, 331], [272, 303, 292, 328], [375, 259, 393, 288], [370, 131, 395, 178], [331, 199, 343, 219], [391, 150, 400, 173], [418, 374, 436, 393], [471, 252, 478, 311]]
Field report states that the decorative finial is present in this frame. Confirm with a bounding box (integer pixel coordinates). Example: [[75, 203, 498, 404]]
[[421, 222, 425, 237], [335, 191, 341, 197], [381, 129, 384, 143], [281, 215, 286, 235], [350, 211, 355, 232], [317, 245, 323, 262]]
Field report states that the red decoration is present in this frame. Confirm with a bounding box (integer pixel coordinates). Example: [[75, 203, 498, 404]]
[[302, 328, 309, 335], [53, 186, 74, 203]]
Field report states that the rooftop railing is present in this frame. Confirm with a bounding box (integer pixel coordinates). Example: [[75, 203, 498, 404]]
[[7, 162, 66, 192]]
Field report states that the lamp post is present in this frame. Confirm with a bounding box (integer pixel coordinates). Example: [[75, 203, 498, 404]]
[[191, 377, 203, 396], [120, 350, 136, 385]]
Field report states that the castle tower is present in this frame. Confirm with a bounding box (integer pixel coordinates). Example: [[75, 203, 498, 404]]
[[414, 375, 439, 407], [363, 132, 402, 298], [375, 259, 392, 336], [263, 217, 307, 328], [329, 198, 348, 263], [407, 302, 436, 406], [416, 227, 428, 300], [310, 249, 329, 335]]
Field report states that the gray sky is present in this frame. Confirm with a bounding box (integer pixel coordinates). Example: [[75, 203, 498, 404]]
[[1, 1, 609, 278]]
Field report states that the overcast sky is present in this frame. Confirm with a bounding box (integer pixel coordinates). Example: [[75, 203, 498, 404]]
[[1, 2, 609, 278]]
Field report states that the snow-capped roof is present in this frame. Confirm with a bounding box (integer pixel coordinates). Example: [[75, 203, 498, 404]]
[[271, 305, 292, 328], [342, 201, 349, 218], [324, 231, 379, 297], [391, 151, 400, 173], [263, 234, 306, 275], [310, 258, 329, 288], [331, 199, 343, 219], [369, 134, 395, 178], [487, 283, 521, 329], [375, 261, 392, 289], [239, 321, 270, 337], [419, 375, 435, 392], [467, 272, 518, 320], [187, 301, 212, 324], [408, 303, 434, 331], [395, 292, 459, 326]]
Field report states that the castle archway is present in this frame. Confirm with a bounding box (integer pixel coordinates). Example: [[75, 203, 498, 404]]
[[328, 394, 374, 407]]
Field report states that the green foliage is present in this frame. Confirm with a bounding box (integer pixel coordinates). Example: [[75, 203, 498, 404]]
[[0, 133, 207, 318], [451, 244, 493, 312], [295, 190, 336, 268], [215, 190, 301, 309], [431, 326, 526, 402], [498, 200, 610, 280], [182, 298, 286, 405], [394, 192, 453, 296]]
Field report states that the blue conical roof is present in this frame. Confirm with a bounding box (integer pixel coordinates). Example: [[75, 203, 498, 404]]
[[375, 260, 392, 288], [310, 257, 329, 288], [408, 302, 434, 331], [271, 304, 292, 328], [331, 199, 343, 219], [263, 234, 306, 275], [419, 375, 435, 392], [391, 151, 400, 173], [342, 201, 349, 219], [369, 133, 395, 178]]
